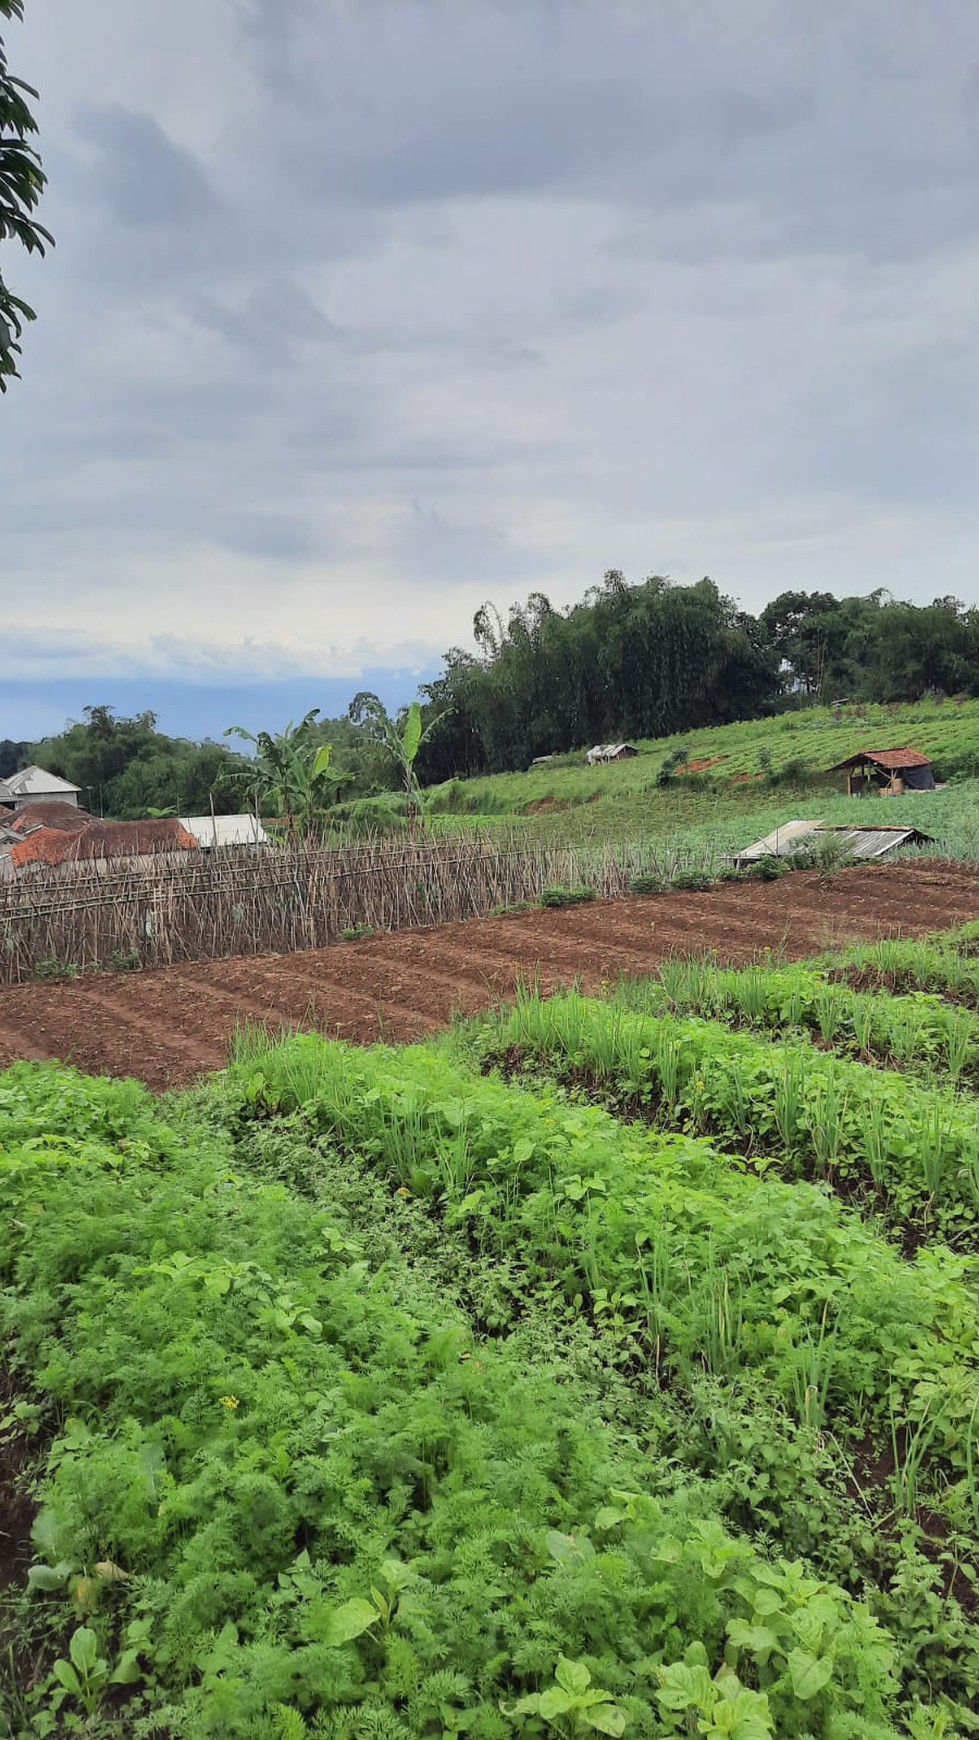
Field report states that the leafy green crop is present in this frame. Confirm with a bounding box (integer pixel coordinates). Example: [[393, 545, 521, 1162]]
[[613, 956, 979, 1087], [4, 1035, 979, 1735], [476, 988, 979, 1237]]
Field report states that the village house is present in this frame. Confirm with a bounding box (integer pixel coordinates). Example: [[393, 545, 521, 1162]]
[[8, 818, 199, 873], [0, 765, 83, 810]]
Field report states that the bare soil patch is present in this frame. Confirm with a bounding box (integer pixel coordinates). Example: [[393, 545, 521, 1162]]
[[0, 862, 975, 1090]]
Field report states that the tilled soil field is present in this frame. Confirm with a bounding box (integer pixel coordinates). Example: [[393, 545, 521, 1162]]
[[1, 860, 977, 1090]]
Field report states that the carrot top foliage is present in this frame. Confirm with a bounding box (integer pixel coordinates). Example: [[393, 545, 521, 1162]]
[[3, 993, 979, 1733]]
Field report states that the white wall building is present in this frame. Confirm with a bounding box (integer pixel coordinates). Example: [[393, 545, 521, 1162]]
[[0, 766, 83, 810], [179, 814, 271, 848]]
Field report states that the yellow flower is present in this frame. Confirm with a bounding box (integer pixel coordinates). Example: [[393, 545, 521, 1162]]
[[219, 1395, 240, 1410]]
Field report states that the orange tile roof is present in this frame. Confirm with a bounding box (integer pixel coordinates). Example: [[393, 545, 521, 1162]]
[[11, 802, 93, 836], [830, 746, 933, 771], [11, 819, 198, 869]]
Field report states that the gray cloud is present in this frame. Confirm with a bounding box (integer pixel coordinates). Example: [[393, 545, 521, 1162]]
[[3, 0, 979, 688], [74, 104, 221, 228]]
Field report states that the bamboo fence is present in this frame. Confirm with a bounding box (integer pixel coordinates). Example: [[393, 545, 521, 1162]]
[[0, 831, 722, 984]]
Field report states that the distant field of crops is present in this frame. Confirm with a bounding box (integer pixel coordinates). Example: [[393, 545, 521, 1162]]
[[418, 696, 979, 864]]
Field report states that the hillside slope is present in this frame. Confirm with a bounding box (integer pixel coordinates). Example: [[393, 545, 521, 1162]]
[[428, 696, 979, 817]]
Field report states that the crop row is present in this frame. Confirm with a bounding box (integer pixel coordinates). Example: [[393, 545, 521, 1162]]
[[223, 1028, 979, 1722], [230, 1030, 979, 1481], [474, 989, 979, 1238], [4, 1059, 945, 1739], [826, 934, 979, 1007], [613, 956, 979, 1085]]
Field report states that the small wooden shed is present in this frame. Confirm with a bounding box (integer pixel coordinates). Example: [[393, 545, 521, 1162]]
[[829, 747, 935, 796]]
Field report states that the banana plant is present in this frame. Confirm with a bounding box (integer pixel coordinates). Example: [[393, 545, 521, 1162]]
[[224, 710, 353, 841], [348, 693, 450, 825]]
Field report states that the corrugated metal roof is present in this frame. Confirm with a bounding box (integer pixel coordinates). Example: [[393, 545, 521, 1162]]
[[180, 814, 270, 848], [829, 747, 933, 771], [734, 820, 823, 862], [829, 827, 924, 859], [734, 820, 933, 864], [586, 743, 639, 762]]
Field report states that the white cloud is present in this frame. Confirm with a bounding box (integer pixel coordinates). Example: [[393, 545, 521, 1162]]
[[2, 0, 979, 687]]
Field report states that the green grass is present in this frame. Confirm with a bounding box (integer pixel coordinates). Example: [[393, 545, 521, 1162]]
[[422, 696, 979, 864], [429, 696, 979, 810]]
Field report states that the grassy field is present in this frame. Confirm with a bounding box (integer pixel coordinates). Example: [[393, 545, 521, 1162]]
[[418, 697, 979, 865], [426, 779, 979, 869], [5, 924, 979, 1734], [428, 696, 979, 814]]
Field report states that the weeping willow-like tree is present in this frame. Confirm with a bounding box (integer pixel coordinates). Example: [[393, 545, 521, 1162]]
[[0, 0, 51, 390]]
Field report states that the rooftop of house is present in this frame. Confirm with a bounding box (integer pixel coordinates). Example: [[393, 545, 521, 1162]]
[[10, 818, 198, 870], [734, 819, 935, 864], [9, 802, 93, 836], [179, 814, 270, 848], [0, 765, 83, 799]]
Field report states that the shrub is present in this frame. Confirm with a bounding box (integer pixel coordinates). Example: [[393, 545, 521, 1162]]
[[539, 885, 596, 908], [671, 868, 712, 892], [657, 745, 692, 787], [629, 873, 668, 895], [747, 856, 787, 882], [34, 958, 80, 982]]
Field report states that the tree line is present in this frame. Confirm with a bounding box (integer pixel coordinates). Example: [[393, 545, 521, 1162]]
[[414, 577, 979, 781], [5, 580, 979, 819]]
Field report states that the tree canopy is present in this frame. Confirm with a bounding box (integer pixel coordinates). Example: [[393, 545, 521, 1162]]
[[415, 579, 979, 780], [0, 0, 50, 389], [31, 706, 245, 819]]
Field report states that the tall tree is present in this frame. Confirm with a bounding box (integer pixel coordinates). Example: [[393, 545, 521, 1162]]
[[0, 0, 52, 389]]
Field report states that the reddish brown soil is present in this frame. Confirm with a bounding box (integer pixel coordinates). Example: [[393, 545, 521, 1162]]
[[676, 754, 730, 775], [0, 861, 977, 1091]]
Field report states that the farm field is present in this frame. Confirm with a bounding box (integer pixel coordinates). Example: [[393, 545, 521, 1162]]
[[0, 861, 978, 1086], [5, 882, 979, 1732], [428, 696, 979, 815], [419, 698, 979, 864]]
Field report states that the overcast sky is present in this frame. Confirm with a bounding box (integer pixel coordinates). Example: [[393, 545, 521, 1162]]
[[3, 0, 979, 735]]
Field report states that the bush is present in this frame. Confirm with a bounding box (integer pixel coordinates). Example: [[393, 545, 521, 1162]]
[[629, 873, 668, 895], [657, 745, 692, 788], [34, 958, 80, 981], [747, 856, 787, 882], [539, 885, 596, 908], [671, 868, 712, 892]]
